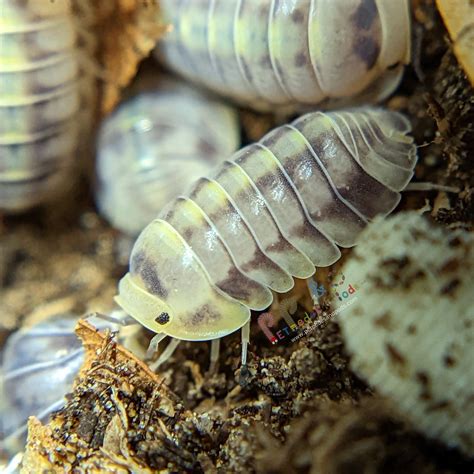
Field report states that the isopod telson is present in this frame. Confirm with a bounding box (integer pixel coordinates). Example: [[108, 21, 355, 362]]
[[0, 0, 95, 212], [155, 0, 411, 110], [96, 79, 240, 235], [114, 108, 417, 368]]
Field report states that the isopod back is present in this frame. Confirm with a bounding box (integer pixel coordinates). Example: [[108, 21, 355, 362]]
[[155, 0, 411, 110], [96, 79, 240, 235], [114, 108, 417, 363]]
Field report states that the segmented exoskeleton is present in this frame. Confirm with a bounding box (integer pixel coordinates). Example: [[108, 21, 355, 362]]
[[0, 0, 95, 211], [155, 0, 411, 110], [0, 316, 84, 452], [96, 80, 240, 235], [115, 108, 417, 365]]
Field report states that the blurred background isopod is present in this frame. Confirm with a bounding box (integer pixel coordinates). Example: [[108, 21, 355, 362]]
[[0, 313, 127, 456], [96, 78, 241, 236], [155, 0, 411, 111], [0, 315, 84, 454], [0, 0, 96, 212]]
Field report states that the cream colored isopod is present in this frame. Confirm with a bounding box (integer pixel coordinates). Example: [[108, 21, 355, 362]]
[[114, 108, 418, 370], [155, 0, 411, 111]]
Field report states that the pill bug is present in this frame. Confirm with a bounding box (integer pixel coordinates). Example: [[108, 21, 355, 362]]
[[96, 79, 240, 236], [155, 0, 411, 111], [114, 108, 417, 366], [0, 315, 84, 452], [0, 0, 95, 212], [0, 314, 123, 454]]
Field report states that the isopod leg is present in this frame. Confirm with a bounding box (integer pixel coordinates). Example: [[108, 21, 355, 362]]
[[404, 182, 460, 193], [241, 320, 251, 367], [149, 338, 181, 371], [208, 339, 221, 374], [146, 333, 167, 359]]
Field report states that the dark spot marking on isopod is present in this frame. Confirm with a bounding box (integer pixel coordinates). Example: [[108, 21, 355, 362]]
[[416, 371, 432, 400], [190, 304, 220, 327], [182, 227, 195, 243], [265, 238, 293, 254], [439, 258, 460, 273], [406, 324, 417, 335], [373, 311, 392, 330], [291, 9, 304, 24], [240, 250, 271, 275], [130, 251, 168, 298], [440, 278, 460, 296], [217, 267, 253, 300], [443, 354, 456, 367], [426, 400, 451, 412], [385, 343, 406, 366], [387, 61, 400, 71], [448, 236, 462, 247], [353, 36, 380, 70], [197, 138, 217, 157], [295, 52, 307, 68], [155, 312, 170, 325], [351, 0, 378, 31], [382, 256, 409, 270]]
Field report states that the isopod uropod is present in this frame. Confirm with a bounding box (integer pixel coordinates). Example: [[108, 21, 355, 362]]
[[96, 79, 240, 235], [155, 0, 411, 110], [0, 0, 95, 212], [114, 108, 418, 366]]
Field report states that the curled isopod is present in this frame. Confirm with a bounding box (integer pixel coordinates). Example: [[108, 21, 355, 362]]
[[0, 315, 84, 453], [96, 79, 240, 235], [155, 0, 411, 111], [0, 0, 95, 212], [333, 212, 474, 455], [114, 107, 418, 367]]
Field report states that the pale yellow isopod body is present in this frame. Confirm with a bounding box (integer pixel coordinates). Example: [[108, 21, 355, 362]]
[[115, 108, 417, 367]]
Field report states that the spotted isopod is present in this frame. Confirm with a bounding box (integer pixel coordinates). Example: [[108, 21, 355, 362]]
[[114, 108, 417, 368], [155, 0, 411, 110], [0, 0, 95, 212], [96, 79, 240, 236]]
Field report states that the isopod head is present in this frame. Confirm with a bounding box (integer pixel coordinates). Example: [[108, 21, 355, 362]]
[[115, 219, 250, 341]]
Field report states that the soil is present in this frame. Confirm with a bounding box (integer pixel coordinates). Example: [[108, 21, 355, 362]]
[[1, 0, 473, 472]]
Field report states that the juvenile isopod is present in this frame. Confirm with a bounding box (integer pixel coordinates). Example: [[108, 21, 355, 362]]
[[155, 0, 411, 111], [114, 108, 418, 368], [0, 0, 95, 212], [96, 79, 240, 235]]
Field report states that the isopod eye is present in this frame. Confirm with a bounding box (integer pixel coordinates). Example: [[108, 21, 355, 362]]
[[155, 312, 170, 325]]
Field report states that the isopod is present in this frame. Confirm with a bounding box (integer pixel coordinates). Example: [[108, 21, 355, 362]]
[[0, 315, 84, 453], [96, 79, 240, 235], [0, 313, 124, 454], [114, 108, 417, 368], [0, 0, 95, 212], [155, 0, 411, 110]]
